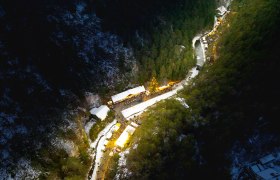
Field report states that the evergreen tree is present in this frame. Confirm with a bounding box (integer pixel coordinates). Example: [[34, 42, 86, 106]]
[[148, 76, 159, 93]]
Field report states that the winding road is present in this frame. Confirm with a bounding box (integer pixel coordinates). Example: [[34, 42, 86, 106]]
[[88, 34, 207, 180]]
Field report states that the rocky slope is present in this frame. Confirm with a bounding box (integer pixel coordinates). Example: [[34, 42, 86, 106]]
[[0, 1, 136, 178], [0, 0, 234, 178]]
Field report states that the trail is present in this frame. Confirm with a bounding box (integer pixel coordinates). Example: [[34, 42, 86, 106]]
[[89, 120, 117, 180]]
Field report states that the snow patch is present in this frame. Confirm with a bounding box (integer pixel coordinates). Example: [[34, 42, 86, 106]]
[[0, 158, 40, 179], [115, 148, 132, 180], [76, 2, 86, 14], [90, 120, 117, 180], [51, 138, 78, 157], [133, 144, 138, 150], [176, 97, 189, 109], [230, 133, 280, 179], [85, 92, 101, 108], [85, 120, 96, 136]]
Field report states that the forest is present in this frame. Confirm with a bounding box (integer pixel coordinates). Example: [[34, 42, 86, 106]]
[[0, 0, 217, 179], [1, 0, 279, 178], [93, 0, 216, 84], [119, 0, 280, 179]]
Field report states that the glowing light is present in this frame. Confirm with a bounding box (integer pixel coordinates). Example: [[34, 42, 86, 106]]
[[114, 123, 121, 131], [156, 81, 178, 91], [115, 132, 129, 148], [104, 140, 109, 146], [157, 85, 169, 91], [168, 81, 178, 86], [115, 125, 136, 148]]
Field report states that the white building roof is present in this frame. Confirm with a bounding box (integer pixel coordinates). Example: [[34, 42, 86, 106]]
[[260, 154, 275, 165], [131, 122, 139, 128], [106, 132, 113, 139], [217, 6, 227, 16], [121, 67, 200, 120], [115, 125, 136, 148], [251, 165, 261, 173], [90, 105, 110, 121], [125, 125, 136, 134], [111, 86, 145, 103], [256, 168, 280, 179], [116, 131, 129, 148], [121, 90, 176, 119]]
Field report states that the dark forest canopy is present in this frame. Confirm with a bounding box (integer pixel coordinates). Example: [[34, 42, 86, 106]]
[[122, 0, 280, 179], [0, 0, 215, 178], [1, 0, 279, 179]]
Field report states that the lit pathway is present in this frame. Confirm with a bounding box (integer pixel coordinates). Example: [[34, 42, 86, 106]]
[[90, 34, 203, 179], [90, 120, 117, 180], [121, 35, 203, 120], [88, 4, 233, 178], [122, 67, 199, 120]]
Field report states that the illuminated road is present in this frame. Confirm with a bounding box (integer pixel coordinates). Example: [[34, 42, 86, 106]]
[[89, 28, 210, 180], [121, 66, 199, 120], [92, 5, 231, 180], [89, 120, 117, 180], [195, 39, 206, 66]]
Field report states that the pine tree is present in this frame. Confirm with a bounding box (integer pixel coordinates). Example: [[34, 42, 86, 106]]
[[148, 76, 159, 93]]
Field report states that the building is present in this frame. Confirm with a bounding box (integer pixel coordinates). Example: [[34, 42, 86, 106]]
[[121, 88, 177, 120], [90, 105, 110, 121], [130, 122, 139, 128], [217, 6, 227, 17], [259, 154, 275, 165], [248, 154, 280, 180], [255, 168, 280, 179], [115, 125, 136, 148], [111, 86, 146, 104]]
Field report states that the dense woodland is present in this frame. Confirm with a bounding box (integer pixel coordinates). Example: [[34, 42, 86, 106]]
[[122, 0, 280, 179], [93, 0, 216, 83], [1, 0, 279, 178], [0, 0, 217, 179]]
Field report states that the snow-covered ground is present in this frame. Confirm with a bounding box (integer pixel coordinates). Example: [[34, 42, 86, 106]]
[[85, 120, 96, 136], [90, 120, 117, 149], [176, 97, 189, 109], [230, 133, 280, 179], [115, 148, 132, 180], [90, 119, 117, 180], [50, 2, 137, 90], [90, 12, 209, 180], [192, 35, 202, 48], [116, 2, 235, 179], [114, 13, 218, 179], [0, 158, 41, 179], [51, 138, 78, 157], [199, 40, 207, 64]]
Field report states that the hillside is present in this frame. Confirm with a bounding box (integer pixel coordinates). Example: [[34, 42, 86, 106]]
[[114, 0, 280, 179], [0, 0, 215, 178], [1, 0, 279, 179]]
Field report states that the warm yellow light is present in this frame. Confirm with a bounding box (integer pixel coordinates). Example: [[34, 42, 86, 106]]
[[157, 85, 169, 91], [115, 132, 129, 148], [168, 81, 177, 86], [156, 81, 178, 91], [114, 123, 121, 131], [116, 123, 121, 131]]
